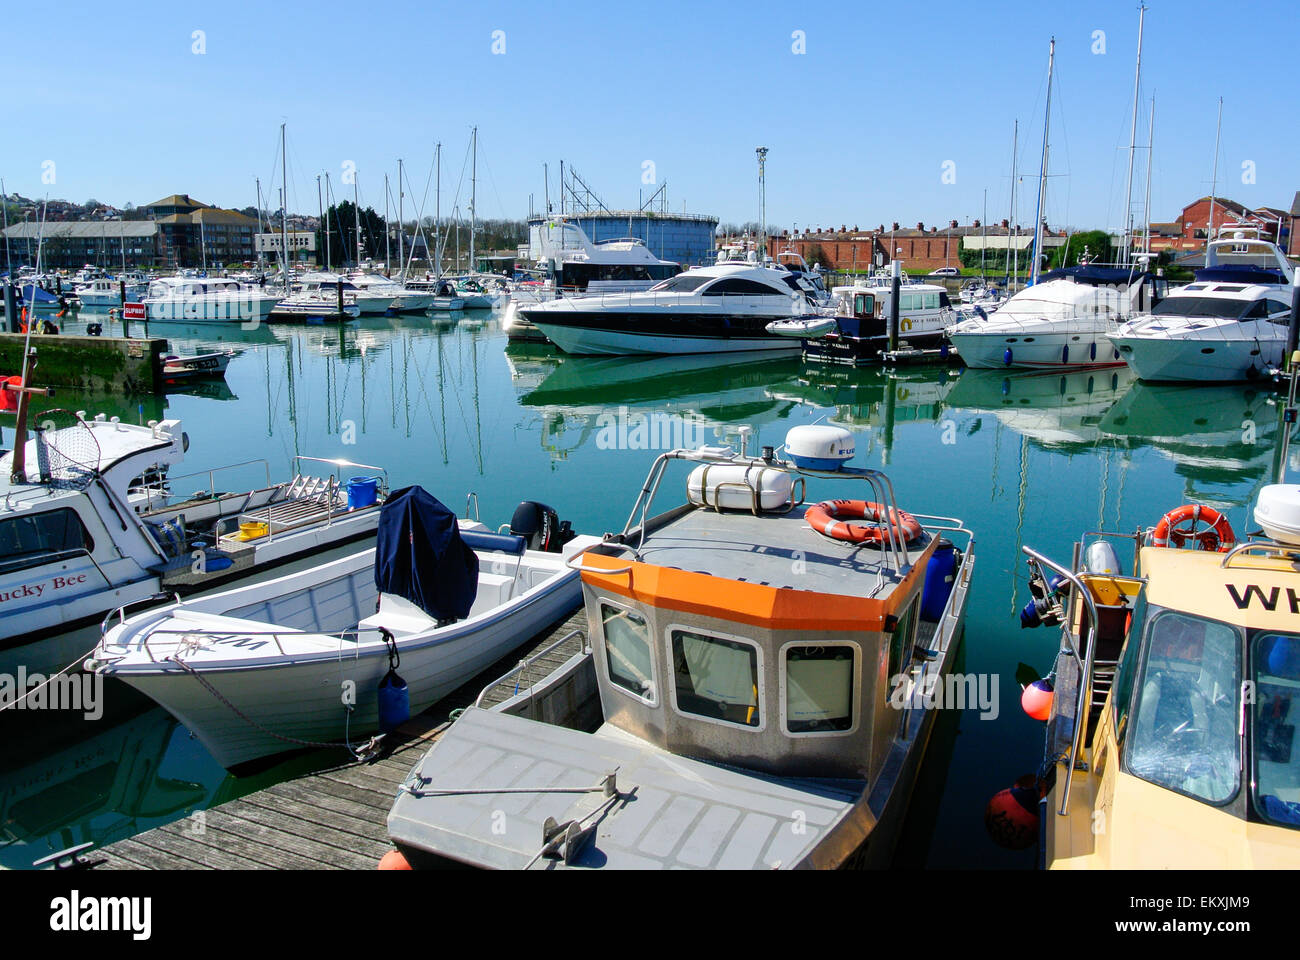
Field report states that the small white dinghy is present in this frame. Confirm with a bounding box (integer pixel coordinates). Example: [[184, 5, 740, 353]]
[[162, 350, 236, 382], [765, 315, 839, 339], [88, 487, 600, 770]]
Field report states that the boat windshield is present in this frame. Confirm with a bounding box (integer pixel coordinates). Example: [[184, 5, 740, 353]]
[[648, 274, 712, 293], [1151, 296, 1251, 320], [1250, 631, 1300, 830], [1126, 608, 1240, 805]]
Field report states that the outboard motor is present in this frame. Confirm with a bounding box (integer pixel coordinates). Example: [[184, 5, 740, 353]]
[[509, 500, 574, 552]]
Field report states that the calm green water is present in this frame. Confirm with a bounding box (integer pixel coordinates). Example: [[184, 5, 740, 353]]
[[2, 308, 1287, 869]]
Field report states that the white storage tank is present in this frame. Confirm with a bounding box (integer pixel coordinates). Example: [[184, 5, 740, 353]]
[[687, 464, 793, 512]]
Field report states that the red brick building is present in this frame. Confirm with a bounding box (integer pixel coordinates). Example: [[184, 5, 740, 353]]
[[1145, 195, 1295, 254], [753, 220, 1058, 273]]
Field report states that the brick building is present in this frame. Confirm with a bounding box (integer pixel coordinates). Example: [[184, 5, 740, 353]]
[[759, 220, 1063, 274], [143, 194, 260, 267]]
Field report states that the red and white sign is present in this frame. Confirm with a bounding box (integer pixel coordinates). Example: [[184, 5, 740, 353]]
[[122, 303, 146, 321]]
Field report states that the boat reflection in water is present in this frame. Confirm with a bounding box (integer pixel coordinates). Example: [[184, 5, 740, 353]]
[[945, 367, 1137, 450]]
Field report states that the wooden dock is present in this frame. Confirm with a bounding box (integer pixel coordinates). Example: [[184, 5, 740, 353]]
[[85, 608, 588, 870]]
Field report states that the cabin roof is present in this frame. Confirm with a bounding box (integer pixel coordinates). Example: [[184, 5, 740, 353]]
[[387, 706, 862, 870]]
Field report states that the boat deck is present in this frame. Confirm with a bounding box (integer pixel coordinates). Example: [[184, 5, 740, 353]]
[[639, 505, 919, 598], [79, 608, 587, 871]]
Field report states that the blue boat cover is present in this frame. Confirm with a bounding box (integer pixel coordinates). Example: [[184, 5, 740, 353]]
[[1037, 265, 1149, 286], [1194, 265, 1288, 285], [375, 486, 478, 621]]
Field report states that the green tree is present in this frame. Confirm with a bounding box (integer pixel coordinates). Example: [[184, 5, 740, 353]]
[[1049, 230, 1113, 269]]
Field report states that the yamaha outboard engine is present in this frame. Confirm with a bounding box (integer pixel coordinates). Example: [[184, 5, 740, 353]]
[[509, 500, 574, 553]]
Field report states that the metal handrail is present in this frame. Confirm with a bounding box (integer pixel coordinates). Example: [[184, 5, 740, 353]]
[[566, 541, 639, 577], [1220, 539, 1300, 568], [133, 458, 272, 503], [292, 456, 388, 491], [474, 629, 588, 708], [99, 591, 180, 638], [1021, 545, 1103, 817], [619, 447, 914, 574]]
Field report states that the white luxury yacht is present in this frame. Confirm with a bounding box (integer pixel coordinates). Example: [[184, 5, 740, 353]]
[[946, 264, 1164, 369], [293, 273, 399, 315], [1108, 227, 1297, 382], [142, 276, 279, 324], [519, 262, 821, 355], [345, 271, 439, 313]]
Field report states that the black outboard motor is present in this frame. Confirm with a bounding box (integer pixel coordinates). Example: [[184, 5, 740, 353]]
[[509, 500, 574, 553]]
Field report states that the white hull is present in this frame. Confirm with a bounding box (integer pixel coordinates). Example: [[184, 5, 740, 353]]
[[145, 295, 278, 324], [1110, 334, 1283, 382], [536, 322, 802, 356], [950, 330, 1124, 369]]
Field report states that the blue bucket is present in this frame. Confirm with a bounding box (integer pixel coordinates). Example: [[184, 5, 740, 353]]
[[346, 476, 380, 510]]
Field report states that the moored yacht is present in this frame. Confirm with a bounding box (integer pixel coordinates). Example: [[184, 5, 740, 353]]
[[142, 276, 279, 324], [385, 429, 974, 868], [1108, 227, 1297, 382], [519, 262, 823, 355], [788, 278, 958, 365], [946, 265, 1163, 369], [293, 273, 399, 316]]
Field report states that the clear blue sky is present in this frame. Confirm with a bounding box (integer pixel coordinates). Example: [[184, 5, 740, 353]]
[[6, 0, 1294, 233]]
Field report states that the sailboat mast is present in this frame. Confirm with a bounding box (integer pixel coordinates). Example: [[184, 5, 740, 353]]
[[316, 175, 325, 273], [1030, 38, 1054, 287], [1009, 120, 1018, 285], [255, 177, 265, 272], [397, 158, 405, 279], [1142, 96, 1155, 258], [280, 122, 289, 293], [469, 126, 477, 275], [435, 143, 442, 278], [353, 175, 361, 268], [324, 173, 332, 272], [1121, 4, 1146, 266], [1207, 96, 1223, 242], [384, 173, 391, 272], [1, 177, 10, 278]]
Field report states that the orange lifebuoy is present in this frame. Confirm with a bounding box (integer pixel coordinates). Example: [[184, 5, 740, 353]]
[[805, 499, 923, 545], [1151, 504, 1235, 552]]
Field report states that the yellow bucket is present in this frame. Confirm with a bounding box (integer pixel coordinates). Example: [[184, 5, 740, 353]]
[[238, 521, 269, 541]]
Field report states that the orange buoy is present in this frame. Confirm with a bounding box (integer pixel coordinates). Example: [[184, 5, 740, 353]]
[[804, 500, 923, 545], [378, 849, 411, 870], [984, 774, 1040, 850], [1021, 679, 1054, 721], [1151, 503, 1235, 552]]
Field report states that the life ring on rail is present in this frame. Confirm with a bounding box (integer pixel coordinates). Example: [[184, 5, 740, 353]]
[[1150, 504, 1235, 552], [805, 500, 923, 545]]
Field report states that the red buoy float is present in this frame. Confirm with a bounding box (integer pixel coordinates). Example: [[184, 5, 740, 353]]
[[1021, 679, 1054, 721], [984, 774, 1040, 850], [804, 500, 923, 545], [1150, 504, 1235, 552], [378, 849, 411, 870]]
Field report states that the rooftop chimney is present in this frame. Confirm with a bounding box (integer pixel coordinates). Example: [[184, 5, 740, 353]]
[[916, 222, 924, 231], [891, 222, 899, 231]]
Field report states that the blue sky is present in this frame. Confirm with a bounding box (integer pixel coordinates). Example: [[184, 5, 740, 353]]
[[6, 0, 1295, 233]]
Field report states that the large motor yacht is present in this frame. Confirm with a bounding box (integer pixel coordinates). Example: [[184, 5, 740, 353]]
[[142, 276, 279, 324], [1108, 227, 1297, 382], [518, 262, 825, 355]]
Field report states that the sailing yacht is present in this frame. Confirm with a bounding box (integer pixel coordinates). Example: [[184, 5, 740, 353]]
[[1108, 227, 1297, 382]]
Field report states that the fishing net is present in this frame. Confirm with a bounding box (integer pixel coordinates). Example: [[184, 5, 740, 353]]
[[32, 409, 101, 489]]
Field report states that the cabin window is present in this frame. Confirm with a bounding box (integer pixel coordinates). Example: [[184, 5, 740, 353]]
[[784, 644, 856, 734], [1250, 632, 1300, 829], [649, 275, 711, 293], [705, 278, 781, 296], [601, 603, 655, 702], [923, 292, 940, 310], [1126, 610, 1241, 805], [1110, 589, 1148, 743], [0, 508, 95, 575], [853, 293, 874, 317], [670, 628, 761, 728], [888, 597, 919, 683]]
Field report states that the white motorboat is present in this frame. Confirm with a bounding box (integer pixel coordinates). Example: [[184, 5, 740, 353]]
[[293, 273, 397, 315], [0, 405, 389, 679], [90, 488, 601, 770], [345, 272, 439, 313], [271, 290, 362, 321], [946, 265, 1163, 369], [75, 277, 147, 308], [1108, 227, 1298, 382], [520, 263, 824, 355], [142, 276, 279, 324]]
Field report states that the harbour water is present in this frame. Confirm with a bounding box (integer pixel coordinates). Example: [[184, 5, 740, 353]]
[[1, 307, 1286, 869]]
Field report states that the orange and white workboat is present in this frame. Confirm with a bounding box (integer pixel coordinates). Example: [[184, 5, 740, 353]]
[[388, 425, 975, 869], [1018, 485, 1300, 868]]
